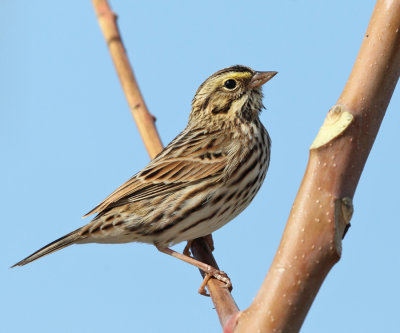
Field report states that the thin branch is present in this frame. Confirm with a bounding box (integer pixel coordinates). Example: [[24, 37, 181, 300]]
[[191, 238, 239, 327], [234, 1, 400, 332], [92, 0, 162, 158], [91, 0, 239, 326]]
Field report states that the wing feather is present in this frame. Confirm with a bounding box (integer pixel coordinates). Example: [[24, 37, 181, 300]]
[[83, 128, 231, 218]]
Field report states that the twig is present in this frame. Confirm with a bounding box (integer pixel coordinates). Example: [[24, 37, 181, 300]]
[[234, 1, 400, 332], [92, 0, 162, 157], [191, 238, 239, 327], [91, 0, 239, 326]]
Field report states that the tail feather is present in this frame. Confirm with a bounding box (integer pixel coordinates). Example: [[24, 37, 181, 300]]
[[11, 228, 83, 268]]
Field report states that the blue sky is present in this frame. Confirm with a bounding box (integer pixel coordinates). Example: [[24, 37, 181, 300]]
[[2, 1, 399, 332]]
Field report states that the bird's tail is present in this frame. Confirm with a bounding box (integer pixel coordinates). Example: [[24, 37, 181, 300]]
[[11, 227, 83, 268]]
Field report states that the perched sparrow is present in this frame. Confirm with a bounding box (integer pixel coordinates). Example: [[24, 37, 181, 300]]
[[13, 65, 276, 293]]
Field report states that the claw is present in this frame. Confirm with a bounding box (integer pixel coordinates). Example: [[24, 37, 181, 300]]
[[197, 270, 232, 296], [198, 274, 212, 296], [155, 244, 232, 295]]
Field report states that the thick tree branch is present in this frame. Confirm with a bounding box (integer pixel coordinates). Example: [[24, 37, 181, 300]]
[[91, 0, 238, 327], [234, 1, 400, 332]]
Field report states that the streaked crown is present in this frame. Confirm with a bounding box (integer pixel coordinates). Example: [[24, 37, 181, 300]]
[[190, 65, 277, 126]]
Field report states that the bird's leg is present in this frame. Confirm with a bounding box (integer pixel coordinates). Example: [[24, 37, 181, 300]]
[[183, 235, 213, 257], [203, 234, 214, 252], [183, 240, 193, 256], [155, 245, 231, 295]]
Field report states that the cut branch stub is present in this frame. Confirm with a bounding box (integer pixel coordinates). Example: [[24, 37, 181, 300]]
[[310, 105, 354, 150]]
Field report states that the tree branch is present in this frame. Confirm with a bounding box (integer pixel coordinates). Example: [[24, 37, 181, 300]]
[[91, 0, 238, 327], [91, 0, 162, 157], [234, 1, 400, 332]]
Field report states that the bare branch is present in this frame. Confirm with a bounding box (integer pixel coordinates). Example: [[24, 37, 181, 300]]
[[91, 0, 239, 326], [234, 0, 400, 332], [92, 0, 162, 158], [191, 238, 239, 327]]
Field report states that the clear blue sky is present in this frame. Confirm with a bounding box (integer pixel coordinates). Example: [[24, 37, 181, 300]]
[[2, 1, 399, 332]]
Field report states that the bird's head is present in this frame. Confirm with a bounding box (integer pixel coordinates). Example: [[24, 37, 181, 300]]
[[190, 65, 277, 126]]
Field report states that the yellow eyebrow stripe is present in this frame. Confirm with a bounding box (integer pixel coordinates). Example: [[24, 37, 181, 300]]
[[228, 72, 252, 80]]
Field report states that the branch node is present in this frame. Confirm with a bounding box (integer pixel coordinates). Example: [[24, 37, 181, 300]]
[[334, 197, 354, 256], [341, 197, 354, 225], [107, 35, 122, 46], [131, 102, 141, 110], [112, 11, 118, 22], [310, 104, 354, 150], [341, 197, 353, 238]]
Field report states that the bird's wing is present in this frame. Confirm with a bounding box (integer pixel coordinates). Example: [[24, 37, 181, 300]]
[[83, 129, 231, 218]]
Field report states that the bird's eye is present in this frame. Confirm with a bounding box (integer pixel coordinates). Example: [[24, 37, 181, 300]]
[[224, 79, 237, 90]]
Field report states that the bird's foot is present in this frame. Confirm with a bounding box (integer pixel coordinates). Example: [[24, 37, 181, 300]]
[[198, 269, 232, 296]]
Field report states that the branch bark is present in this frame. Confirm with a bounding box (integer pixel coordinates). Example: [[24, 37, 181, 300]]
[[91, 0, 238, 327], [234, 1, 400, 332], [91, 0, 162, 157]]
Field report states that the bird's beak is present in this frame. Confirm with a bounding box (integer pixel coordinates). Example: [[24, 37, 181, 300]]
[[249, 71, 278, 89]]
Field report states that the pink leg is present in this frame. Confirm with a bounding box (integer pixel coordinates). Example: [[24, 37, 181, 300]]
[[183, 240, 193, 257], [155, 245, 231, 295]]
